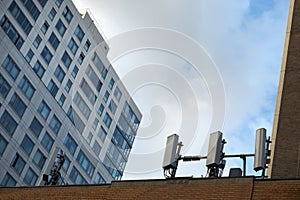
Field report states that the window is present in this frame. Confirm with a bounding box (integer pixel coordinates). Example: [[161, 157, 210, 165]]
[[24, 168, 38, 186], [103, 113, 112, 128], [48, 32, 60, 49], [48, 8, 56, 21], [78, 52, 85, 64], [123, 102, 140, 131], [33, 149, 46, 169], [86, 65, 102, 92], [29, 117, 43, 138], [64, 134, 77, 155], [67, 107, 85, 133], [112, 126, 132, 158], [38, 0, 48, 7], [20, 135, 34, 155], [9, 93, 26, 118], [103, 91, 110, 103], [58, 94, 65, 107], [2, 55, 20, 80], [63, 6, 73, 23], [74, 25, 85, 42], [109, 78, 115, 90], [94, 173, 106, 184], [41, 132, 54, 152], [1, 173, 16, 186], [92, 53, 104, 74], [92, 141, 101, 156], [73, 92, 91, 119], [38, 100, 51, 120], [11, 153, 25, 174], [61, 51, 71, 68], [55, 19, 66, 36], [68, 38, 78, 55], [0, 134, 8, 155], [55, 0, 63, 8], [69, 167, 87, 184], [33, 34, 42, 49], [33, 60, 45, 79], [25, 49, 34, 63], [64, 79, 72, 93], [54, 65, 65, 83], [86, 132, 93, 144], [102, 68, 108, 79], [76, 150, 95, 177], [0, 15, 24, 49], [80, 79, 97, 105], [84, 40, 91, 52], [109, 100, 117, 114], [71, 65, 78, 78], [0, 110, 17, 136], [21, 0, 40, 21], [41, 46, 53, 64], [98, 126, 107, 142], [9, 1, 32, 35], [114, 87, 122, 102], [47, 79, 58, 97], [49, 115, 61, 134], [0, 75, 11, 98], [41, 21, 49, 34], [92, 118, 99, 130], [62, 155, 70, 172], [97, 104, 104, 117], [104, 155, 122, 180]]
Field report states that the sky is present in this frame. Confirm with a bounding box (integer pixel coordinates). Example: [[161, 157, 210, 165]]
[[72, 0, 290, 179]]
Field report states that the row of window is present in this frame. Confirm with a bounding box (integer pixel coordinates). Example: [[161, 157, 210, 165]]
[[9, 1, 32, 35], [0, 15, 24, 49], [20, 0, 40, 21]]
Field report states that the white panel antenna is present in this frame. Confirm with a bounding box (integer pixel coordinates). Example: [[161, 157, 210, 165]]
[[162, 134, 179, 168], [254, 128, 266, 171], [206, 131, 223, 167]]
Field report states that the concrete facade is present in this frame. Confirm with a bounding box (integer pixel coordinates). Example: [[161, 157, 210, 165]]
[[0, 0, 141, 186], [268, 0, 300, 179]]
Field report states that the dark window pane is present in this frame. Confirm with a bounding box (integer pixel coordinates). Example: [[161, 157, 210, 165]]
[[0, 110, 17, 136], [9, 93, 26, 118], [20, 135, 34, 155], [29, 117, 43, 137]]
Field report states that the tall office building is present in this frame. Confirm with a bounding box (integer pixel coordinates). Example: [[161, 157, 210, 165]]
[[0, 0, 142, 186]]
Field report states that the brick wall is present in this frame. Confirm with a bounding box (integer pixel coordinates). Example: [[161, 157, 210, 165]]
[[0, 177, 300, 200]]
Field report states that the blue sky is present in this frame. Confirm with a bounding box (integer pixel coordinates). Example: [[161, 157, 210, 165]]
[[73, 0, 290, 179]]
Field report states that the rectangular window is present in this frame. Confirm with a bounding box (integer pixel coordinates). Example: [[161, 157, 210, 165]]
[[9, 1, 32, 35], [78, 52, 85, 64], [20, 0, 40, 21], [67, 107, 85, 133], [41, 132, 54, 152], [41, 46, 53, 64], [58, 94, 66, 107], [74, 25, 85, 42], [123, 102, 140, 131], [86, 65, 102, 92], [19, 76, 35, 100], [55, 0, 63, 8], [92, 53, 104, 74], [33, 34, 42, 49], [84, 40, 91, 52], [97, 104, 104, 117], [102, 68, 108, 79], [29, 117, 43, 138], [80, 79, 97, 105], [61, 51, 71, 69], [24, 168, 38, 186], [33, 60, 45, 79], [54, 65, 65, 83], [0, 75, 11, 98], [38, 0, 48, 7], [92, 140, 101, 156], [103, 155, 122, 180], [20, 135, 34, 155], [63, 6, 73, 23], [92, 118, 99, 130], [94, 173, 106, 184], [0, 110, 17, 136], [71, 65, 79, 78], [9, 93, 26, 118], [73, 92, 91, 120], [49, 115, 61, 134], [109, 100, 117, 114], [1, 173, 16, 186], [86, 132, 93, 144], [109, 78, 115, 90], [0, 134, 8, 155], [55, 19, 66, 36], [64, 134, 77, 155], [103, 91, 110, 103], [76, 150, 95, 177], [25, 49, 34, 63], [69, 167, 87, 185], [0, 15, 24, 49], [64, 79, 72, 93], [47, 79, 58, 97], [48, 8, 56, 21], [103, 112, 112, 128], [114, 87, 122, 102], [48, 32, 60, 49], [38, 100, 51, 120], [62, 155, 70, 172], [11, 153, 25, 174], [68, 38, 78, 55], [33, 149, 46, 170], [2, 55, 20, 80], [41, 21, 49, 34]]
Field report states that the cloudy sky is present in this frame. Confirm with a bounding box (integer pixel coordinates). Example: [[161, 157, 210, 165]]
[[73, 0, 290, 179]]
